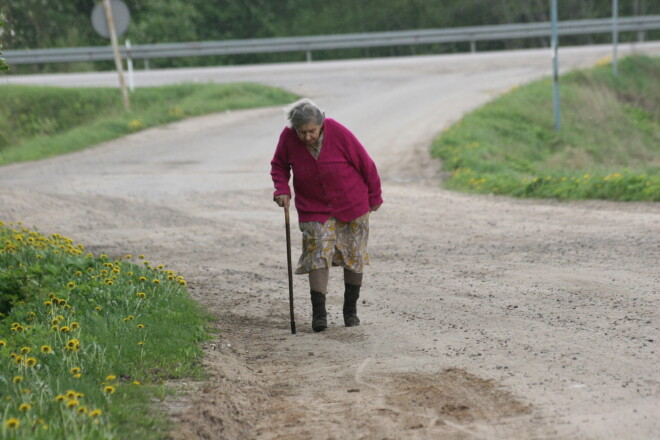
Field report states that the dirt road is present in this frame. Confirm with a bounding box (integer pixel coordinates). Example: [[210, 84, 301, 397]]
[[1, 44, 659, 439]]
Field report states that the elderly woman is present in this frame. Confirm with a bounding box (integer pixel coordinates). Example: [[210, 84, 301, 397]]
[[271, 98, 383, 332]]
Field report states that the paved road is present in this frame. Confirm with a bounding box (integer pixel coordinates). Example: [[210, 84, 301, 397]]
[[1, 43, 659, 439]]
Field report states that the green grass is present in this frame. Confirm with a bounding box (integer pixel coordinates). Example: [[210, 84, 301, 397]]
[[0, 82, 298, 165], [0, 221, 212, 439], [431, 55, 660, 201]]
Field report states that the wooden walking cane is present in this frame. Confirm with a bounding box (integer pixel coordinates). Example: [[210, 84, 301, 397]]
[[284, 205, 296, 334]]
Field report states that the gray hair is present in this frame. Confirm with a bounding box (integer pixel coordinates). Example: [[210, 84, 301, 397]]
[[286, 98, 325, 128]]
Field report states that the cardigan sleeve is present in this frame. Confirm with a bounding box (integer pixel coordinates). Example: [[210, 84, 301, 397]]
[[270, 128, 292, 199], [338, 124, 383, 207]]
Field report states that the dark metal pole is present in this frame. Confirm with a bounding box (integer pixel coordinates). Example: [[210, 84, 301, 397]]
[[613, 0, 619, 77], [284, 206, 296, 334], [550, 0, 561, 131]]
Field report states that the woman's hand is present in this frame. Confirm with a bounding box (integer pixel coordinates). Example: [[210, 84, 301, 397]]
[[275, 195, 291, 209], [370, 204, 382, 212]]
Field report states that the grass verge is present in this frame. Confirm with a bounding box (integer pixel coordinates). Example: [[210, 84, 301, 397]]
[[0, 220, 211, 439], [0, 82, 298, 165], [431, 55, 660, 201]]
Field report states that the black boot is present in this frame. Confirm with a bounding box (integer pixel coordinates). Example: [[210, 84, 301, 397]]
[[343, 284, 361, 327], [310, 290, 327, 332]]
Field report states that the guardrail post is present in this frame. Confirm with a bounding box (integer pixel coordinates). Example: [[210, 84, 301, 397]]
[[470, 40, 476, 53], [306, 49, 312, 63]]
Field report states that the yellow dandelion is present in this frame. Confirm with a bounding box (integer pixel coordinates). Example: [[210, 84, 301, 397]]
[[13, 355, 23, 365], [138, 255, 145, 259], [18, 403, 31, 412], [128, 119, 143, 130], [51, 318, 60, 325], [75, 392, 84, 398], [51, 325, 58, 332], [168, 275, 175, 280], [5, 418, 19, 429], [66, 339, 80, 350], [70, 322, 80, 329], [152, 279, 160, 285], [0, 340, 6, 348], [136, 292, 146, 299], [40, 345, 52, 354], [95, 306, 103, 311], [57, 299, 67, 306], [65, 390, 77, 399], [66, 400, 79, 409], [60, 326, 70, 333], [20, 347, 31, 354], [137, 324, 145, 329], [179, 280, 187, 287], [125, 254, 132, 259], [24, 357, 37, 367], [70, 367, 81, 375], [55, 395, 66, 402], [137, 342, 144, 346], [106, 374, 116, 381], [67, 282, 75, 289], [89, 409, 102, 418], [73, 373, 82, 379], [77, 406, 88, 414], [139, 276, 147, 282], [103, 385, 115, 394], [157, 265, 164, 269], [133, 381, 141, 386], [12, 376, 23, 384]]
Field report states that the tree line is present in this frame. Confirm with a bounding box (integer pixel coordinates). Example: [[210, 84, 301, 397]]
[[1, 0, 657, 73]]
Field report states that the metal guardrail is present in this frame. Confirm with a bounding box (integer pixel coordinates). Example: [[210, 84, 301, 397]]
[[5, 15, 660, 65]]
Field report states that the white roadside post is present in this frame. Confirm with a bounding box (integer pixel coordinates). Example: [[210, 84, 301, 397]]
[[126, 39, 135, 92]]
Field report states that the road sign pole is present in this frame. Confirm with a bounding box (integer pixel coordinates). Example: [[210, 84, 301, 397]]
[[103, 0, 130, 111], [613, 0, 619, 77], [550, 0, 561, 132]]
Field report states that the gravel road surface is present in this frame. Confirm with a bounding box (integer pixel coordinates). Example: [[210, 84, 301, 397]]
[[1, 43, 659, 439]]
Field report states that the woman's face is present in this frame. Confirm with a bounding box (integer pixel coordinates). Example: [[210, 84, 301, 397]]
[[295, 121, 323, 147]]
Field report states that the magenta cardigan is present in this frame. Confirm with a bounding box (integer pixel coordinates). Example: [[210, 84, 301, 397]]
[[270, 118, 383, 223]]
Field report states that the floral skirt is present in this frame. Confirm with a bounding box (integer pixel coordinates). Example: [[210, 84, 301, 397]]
[[295, 213, 370, 274]]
